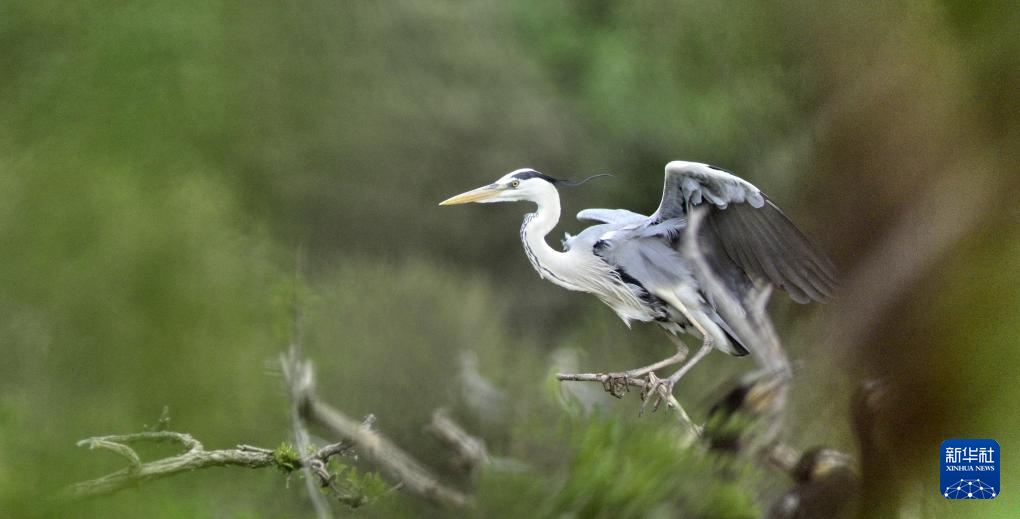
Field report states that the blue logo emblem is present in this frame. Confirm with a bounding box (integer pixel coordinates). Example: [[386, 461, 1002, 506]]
[[941, 439, 999, 499]]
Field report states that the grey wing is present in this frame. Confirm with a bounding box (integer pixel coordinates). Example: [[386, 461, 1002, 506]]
[[577, 208, 647, 225], [563, 221, 619, 252], [652, 161, 837, 304], [595, 234, 751, 356], [581, 208, 687, 240], [650, 161, 765, 222]]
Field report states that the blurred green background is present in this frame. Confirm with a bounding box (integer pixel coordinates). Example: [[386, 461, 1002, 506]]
[[1, 1, 1017, 517]]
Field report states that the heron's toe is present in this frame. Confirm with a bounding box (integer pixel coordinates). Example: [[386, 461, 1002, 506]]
[[640, 372, 683, 415], [601, 373, 632, 398]]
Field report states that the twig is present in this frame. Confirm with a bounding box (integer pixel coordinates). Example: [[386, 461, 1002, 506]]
[[281, 346, 333, 518], [67, 429, 365, 504], [555, 372, 702, 440], [315, 440, 354, 461], [68, 351, 468, 509], [281, 347, 471, 509], [765, 442, 801, 475], [77, 439, 142, 471], [69, 438, 272, 499], [304, 394, 471, 508], [424, 409, 489, 475], [79, 431, 204, 452], [283, 248, 333, 519]]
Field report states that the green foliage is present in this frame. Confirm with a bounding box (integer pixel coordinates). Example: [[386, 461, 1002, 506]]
[[326, 458, 391, 505], [512, 0, 810, 190], [271, 443, 389, 509], [553, 417, 699, 517], [272, 443, 302, 473], [479, 415, 759, 519]]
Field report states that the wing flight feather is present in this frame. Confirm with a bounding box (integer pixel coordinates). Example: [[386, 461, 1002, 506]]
[[652, 161, 836, 303], [577, 208, 647, 225]]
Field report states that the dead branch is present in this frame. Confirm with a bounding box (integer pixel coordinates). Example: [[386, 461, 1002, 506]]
[[66, 347, 470, 511], [281, 347, 471, 509], [65, 433, 362, 504], [282, 345, 333, 519], [425, 409, 489, 476], [554, 372, 702, 439], [282, 267, 334, 519]]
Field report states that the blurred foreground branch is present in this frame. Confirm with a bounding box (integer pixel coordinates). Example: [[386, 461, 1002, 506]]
[[282, 279, 333, 519], [683, 208, 791, 386], [66, 348, 473, 510], [702, 373, 860, 518], [424, 407, 529, 477], [682, 208, 790, 444], [424, 408, 489, 476], [280, 346, 471, 509]]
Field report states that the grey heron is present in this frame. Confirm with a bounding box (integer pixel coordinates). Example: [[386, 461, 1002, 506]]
[[440, 161, 835, 405]]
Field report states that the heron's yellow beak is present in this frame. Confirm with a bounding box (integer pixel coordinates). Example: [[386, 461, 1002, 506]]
[[438, 184, 500, 206]]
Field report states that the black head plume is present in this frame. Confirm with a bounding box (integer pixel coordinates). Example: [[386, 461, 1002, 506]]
[[556, 173, 613, 188], [510, 169, 613, 187]]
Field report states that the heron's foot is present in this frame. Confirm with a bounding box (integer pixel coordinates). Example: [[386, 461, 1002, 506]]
[[601, 372, 636, 398], [597, 370, 674, 407], [639, 372, 679, 415]]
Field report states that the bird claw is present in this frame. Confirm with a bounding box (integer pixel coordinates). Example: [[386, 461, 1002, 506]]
[[601, 373, 631, 398], [639, 372, 678, 416], [596, 371, 680, 414], [594, 371, 679, 414]]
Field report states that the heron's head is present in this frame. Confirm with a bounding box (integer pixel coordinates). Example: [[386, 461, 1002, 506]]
[[439, 168, 559, 206], [438, 167, 563, 204]]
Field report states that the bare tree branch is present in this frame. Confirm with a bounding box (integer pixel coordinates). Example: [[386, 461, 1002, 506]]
[[80, 431, 204, 452], [822, 169, 996, 354], [554, 372, 702, 440], [425, 409, 489, 476], [281, 345, 333, 519], [77, 438, 143, 471], [281, 347, 471, 509], [67, 349, 471, 512], [65, 434, 360, 504]]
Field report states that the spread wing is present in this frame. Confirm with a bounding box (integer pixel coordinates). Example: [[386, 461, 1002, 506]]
[[576, 208, 647, 225], [652, 161, 837, 303]]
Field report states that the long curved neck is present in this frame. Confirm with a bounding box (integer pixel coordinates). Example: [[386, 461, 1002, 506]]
[[520, 187, 575, 289]]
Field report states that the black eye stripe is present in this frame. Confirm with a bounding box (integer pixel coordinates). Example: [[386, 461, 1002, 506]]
[[511, 170, 558, 183]]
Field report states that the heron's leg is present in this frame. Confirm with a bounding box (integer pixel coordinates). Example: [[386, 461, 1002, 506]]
[[611, 331, 689, 377], [601, 332, 688, 397], [648, 332, 714, 403], [617, 350, 686, 379], [667, 339, 713, 382], [641, 301, 716, 412], [643, 339, 715, 412]]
